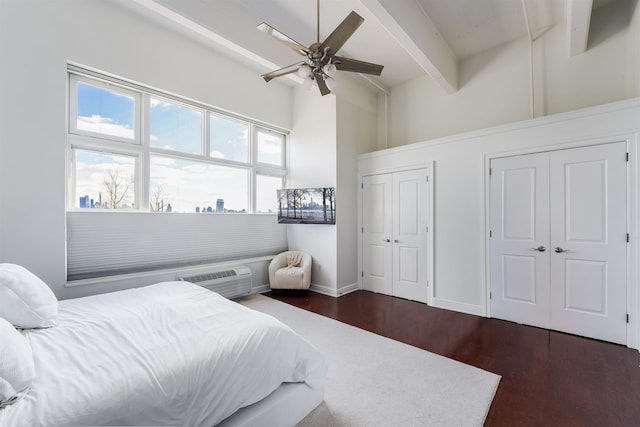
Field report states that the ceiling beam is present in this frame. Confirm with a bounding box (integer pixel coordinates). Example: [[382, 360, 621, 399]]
[[126, 0, 303, 84], [359, 0, 458, 94], [566, 0, 593, 57]]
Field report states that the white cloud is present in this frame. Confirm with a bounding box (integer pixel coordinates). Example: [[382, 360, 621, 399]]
[[150, 98, 173, 108], [77, 114, 134, 139]]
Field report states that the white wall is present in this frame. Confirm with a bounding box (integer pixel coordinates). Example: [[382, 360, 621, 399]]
[[287, 88, 338, 294], [388, 37, 531, 145], [287, 75, 379, 296], [542, 0, 638, 116], [386, 0, 640, 145], [359, 99, 640, 333], [336, 82, 379, 294], [0, 0, 293, 299]]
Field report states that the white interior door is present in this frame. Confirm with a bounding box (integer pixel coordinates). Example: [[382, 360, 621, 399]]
[[362, 174, 393, 295], [490, 142, 627, 344], [490, 152, 551, 327], [392, 169, 429, 303], [549, 143, 627, 344]]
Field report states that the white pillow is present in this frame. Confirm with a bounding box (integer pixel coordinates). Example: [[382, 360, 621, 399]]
[[0, 263, 58, 328], [0, 317, 35, 408]]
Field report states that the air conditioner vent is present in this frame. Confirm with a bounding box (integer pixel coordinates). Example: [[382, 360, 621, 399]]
[[182, 269, 237, 283], [177, 265, 252, 299]]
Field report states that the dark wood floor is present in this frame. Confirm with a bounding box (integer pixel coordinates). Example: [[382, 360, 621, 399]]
[[267, 290, 640, 426]]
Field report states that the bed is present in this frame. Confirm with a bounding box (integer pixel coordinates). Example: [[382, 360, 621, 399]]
[[0, 269, 326, 427]]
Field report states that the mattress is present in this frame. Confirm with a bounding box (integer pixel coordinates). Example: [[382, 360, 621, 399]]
[[0, 281, 326, 426]]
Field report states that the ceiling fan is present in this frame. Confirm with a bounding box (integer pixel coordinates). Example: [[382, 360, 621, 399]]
[[257, 0, 384, 96]]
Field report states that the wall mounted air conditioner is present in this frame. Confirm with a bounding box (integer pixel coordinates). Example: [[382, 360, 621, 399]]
[[178, 265, 252, 299]]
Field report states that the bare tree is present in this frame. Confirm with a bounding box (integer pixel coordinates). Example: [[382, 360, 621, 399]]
[[150, 183, 168, 212], [289, 189, 310, 219], [103, 168, 132, 209], [326, 187, 335, 223], [278, 190, 286, 217], [322, 187, 336, 222]]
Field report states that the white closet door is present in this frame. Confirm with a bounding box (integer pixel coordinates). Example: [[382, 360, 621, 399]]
[[490, 142, 627, 344], [362, 174, 393, 295], [549, 142, 627, 344], [490, 153, 551, 327], [392, 169, 429, 303]]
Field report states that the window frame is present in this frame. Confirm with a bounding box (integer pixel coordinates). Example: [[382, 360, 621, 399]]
[[67, 66, 287, 214], [69, 74, 141, 144], [254, 126, 286, 169], [149, 94, 206, 156]]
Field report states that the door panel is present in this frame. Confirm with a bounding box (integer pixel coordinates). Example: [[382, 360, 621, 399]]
[[549, 142, 627, 344], [564, 259, 607, 314], [491, 142, 627, 344], [362, 174, 393, 295], [398, 246, 419, 283], [503, 167, 538, 240], [490, 153, 550, 327], [392, 169, 429, 303], [502, 255, 537, 304], [564, 160, 607, 242]]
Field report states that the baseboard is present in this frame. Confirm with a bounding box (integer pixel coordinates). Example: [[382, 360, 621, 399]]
[[309, 282, 361, 297], [432, 297, 484, 317], [257, 283, 360, 298], [309, 283, 338, 297], [336, 282, 360, 296]]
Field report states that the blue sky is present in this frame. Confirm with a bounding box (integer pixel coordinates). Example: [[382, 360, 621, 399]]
[[74, 82, 280, 212]]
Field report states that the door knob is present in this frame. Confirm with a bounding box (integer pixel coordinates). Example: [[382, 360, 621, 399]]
[[554, 247, 572, 253], [532, 246, 546, 252], [384, 239, 390, 242], [394, 239, 399, 243]]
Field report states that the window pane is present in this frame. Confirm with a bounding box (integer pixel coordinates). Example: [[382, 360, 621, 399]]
[[76, 82, 135, 139], [256, 175, 282, 213], [257, 129, 283, 166], [150, 155, 248, 213], [150, 98, 202, 155], [210, 115, 249, 163], [74, 149, 136, 209]]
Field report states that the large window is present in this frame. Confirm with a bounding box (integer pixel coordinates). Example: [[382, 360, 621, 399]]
[[68, 67, 286, 214]]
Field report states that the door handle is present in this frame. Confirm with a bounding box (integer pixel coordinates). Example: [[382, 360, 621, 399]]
[[554, 247, 573, 253], [384, 239, 390, 242], [531, 246, 546, 252], [394, 239, 399, 243]]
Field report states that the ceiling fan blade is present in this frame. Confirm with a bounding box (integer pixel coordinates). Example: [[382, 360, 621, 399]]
[[319, 11, 364, 55], [333, 56, 384, 76], [315, 74, 331, 96], [261, 62, 304, 82], [257, 23, 309, 56]]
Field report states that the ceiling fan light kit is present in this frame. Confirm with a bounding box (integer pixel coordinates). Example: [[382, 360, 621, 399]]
[[323, 62, 337, 77], [258, 0, 383, 96], [297, 64, 312, 78]]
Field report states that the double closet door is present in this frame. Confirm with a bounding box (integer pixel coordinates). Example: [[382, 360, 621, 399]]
[[362, 169, 429, 304], [490, 142, 627, 344]]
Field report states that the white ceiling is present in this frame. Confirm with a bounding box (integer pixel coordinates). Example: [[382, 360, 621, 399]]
[[119, 0, 608, 94]]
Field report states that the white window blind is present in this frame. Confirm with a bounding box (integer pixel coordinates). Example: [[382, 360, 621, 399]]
[[66, 213, 288, 281]]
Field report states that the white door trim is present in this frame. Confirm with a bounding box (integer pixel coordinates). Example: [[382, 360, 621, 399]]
[[484, 133, 639, 349]]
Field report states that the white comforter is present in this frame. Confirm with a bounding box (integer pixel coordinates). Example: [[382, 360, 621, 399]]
[[0, 281, 325, 426]]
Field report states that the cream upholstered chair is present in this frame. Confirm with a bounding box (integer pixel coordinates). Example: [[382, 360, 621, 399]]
[[268, 251, 312, 290]]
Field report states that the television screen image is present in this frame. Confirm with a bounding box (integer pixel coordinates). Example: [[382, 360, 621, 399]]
[[277, 187, 336, 224]]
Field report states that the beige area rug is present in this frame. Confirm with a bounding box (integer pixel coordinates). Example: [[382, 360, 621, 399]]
[[238, 294, 500, 427]]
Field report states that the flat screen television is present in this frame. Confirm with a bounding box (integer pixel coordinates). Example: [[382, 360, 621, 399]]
[[277, 187, 336, 224]]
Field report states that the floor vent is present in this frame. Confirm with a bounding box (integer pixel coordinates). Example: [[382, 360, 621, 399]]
[[178, 266, 252, 299]]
